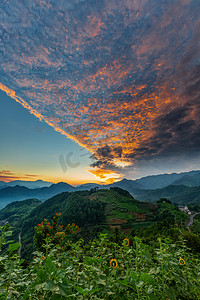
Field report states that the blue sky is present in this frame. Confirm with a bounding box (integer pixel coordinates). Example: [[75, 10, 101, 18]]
[[1, 85, 200, 184], [0, 89, 96, 184], [0, 0, 200, 183]]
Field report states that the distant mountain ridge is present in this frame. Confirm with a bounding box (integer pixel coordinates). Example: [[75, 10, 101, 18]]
[[134, 170, 200, 189], [0, 182, 74, 209], [0, 179, 53, 190], [73, 170, 200, 192], [172, 173, 200, 187], [0, 170, 200, 208]]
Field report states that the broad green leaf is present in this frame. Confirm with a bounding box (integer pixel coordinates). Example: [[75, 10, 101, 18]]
[[87, 288, 100, 295], [22, 291, 30, 299], [45, 257, 57, 276], [8, 243, 20, 252], [165, 287, 177, 300], [117, 278, 129, 286], [35, 269, 46, 284], [140, 273, 154, 284], [5, 231, 12, 237], [44, 280, 55, 290], [58, 283, 73, 296], [75, 286, 84, 294], [19, 259, 25, 265], [130, 271, 139, 281]]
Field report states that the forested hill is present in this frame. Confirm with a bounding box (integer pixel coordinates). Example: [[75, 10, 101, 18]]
[[133, 184, 200, 205], [1, 170, 200, 209], [0, 198, 41, 225], [1, 187, 190, 259]]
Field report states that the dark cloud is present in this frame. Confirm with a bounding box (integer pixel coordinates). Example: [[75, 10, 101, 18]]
[[128, 105, 200, 161], [0, 0, 199, 180], [91, 145, 123, 169], [153, 107, 189, 128]]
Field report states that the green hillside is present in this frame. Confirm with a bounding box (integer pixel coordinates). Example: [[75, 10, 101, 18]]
[[0, 189, 200, 299], [170, 186, 200, 205], [1, 187, 189, 259], [173, 173, 200, 187], [134, 184, 200, 205], [0, 198, 41, 226]]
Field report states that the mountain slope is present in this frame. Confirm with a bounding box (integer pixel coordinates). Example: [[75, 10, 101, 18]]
[[133, 184, 200, 205], [74, 183, 100, 191], [170, 186, 200, 205], [7, 187, 187, 259], [173, 173, 200, 187], [0, 198, 41, 225], [1, 170, 200, 208], [134, 170, 200, 189], [106, 178, 146, 191], [74, 179, 145, 193], [74, 170, 200, 193], [0, 181, 7, 189]]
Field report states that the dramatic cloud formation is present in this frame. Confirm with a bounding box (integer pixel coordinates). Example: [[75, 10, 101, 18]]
[[0, 0, 199, 180]]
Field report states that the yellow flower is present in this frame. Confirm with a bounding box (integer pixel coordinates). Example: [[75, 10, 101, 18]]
[[179, 258, 185, 265], [110, 259, 118, 268], [41, 256, 45, 260], [123, 238, 129, 247]]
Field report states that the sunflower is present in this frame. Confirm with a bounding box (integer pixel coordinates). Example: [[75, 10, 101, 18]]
[[110, 259, 118, 268], [123, 238, 129, 247], [179, 258, 185, 265]]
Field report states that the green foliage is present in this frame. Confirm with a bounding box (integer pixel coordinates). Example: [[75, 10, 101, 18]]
[[109, 187, 133, 197], [0, 221, 200, 299], [0, 199, 41, 228], [135, 184, 200, 206], [109, 227, 125, 244], [34, 213, 79, 252], [157, 198, 172, 204], [1, 188, 194, 260], [181, 231, 200, 253]]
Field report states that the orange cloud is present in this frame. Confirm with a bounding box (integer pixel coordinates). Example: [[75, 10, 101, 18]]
[[88, 168, 122, 182], [86, 15, 104, 37], [88, 168, 115, 179], [0, 0, 198, 182], [0, 170, 40, 182]]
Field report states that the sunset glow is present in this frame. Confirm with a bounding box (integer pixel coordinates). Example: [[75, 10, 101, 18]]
[[0, 0, 199, 183]]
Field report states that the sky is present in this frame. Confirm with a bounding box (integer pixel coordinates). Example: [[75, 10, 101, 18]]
[[0, 0, 200, 184], [0, 89, 94, 184]]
